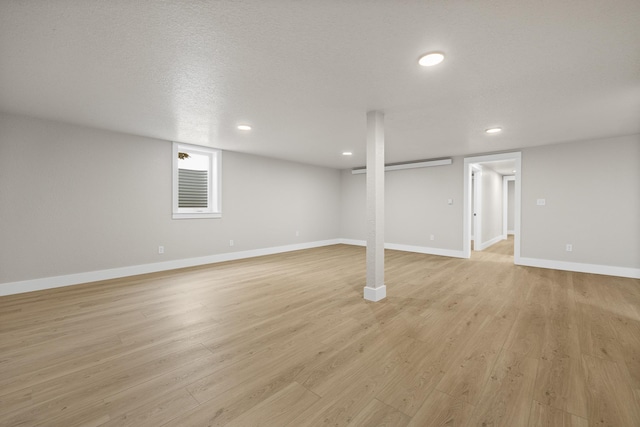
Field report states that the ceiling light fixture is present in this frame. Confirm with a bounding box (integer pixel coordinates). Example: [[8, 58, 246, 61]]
[[485, 127, 502, 134], [418, 52, 445, 67], [342, 151, 353, 156], [237, 124, 252, 131]]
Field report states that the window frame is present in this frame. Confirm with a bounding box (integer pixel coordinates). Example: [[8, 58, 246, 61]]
[[172, 142, 222, 219]]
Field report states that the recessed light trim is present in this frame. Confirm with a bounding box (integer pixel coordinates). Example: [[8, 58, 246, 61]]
[[342, 151, 353, 156], [485, 127, 502, 134], [418, 52, 445, 67], [237, 124, 252, 131]]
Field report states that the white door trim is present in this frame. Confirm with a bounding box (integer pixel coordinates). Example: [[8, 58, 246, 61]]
[[502, 175, 515, 238], [463, 152, 521, 262], [472, 165, 482, 249]]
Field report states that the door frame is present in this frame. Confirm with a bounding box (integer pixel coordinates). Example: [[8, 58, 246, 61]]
[[463, 152, 521, 262], [502, 175, 516, 238], [471, 165, 482, 248]]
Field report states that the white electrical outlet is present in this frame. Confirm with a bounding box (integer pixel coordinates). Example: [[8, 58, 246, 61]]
[[295, 230, 300, 237], [537, 199, 546, 206], [158, 246, 164, 254], [229, 240, 234, 247], [566, 244, 573, 252], [430, 234, 435, 241]]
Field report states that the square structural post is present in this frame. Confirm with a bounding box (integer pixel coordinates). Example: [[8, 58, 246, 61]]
[[364, 110, 386, 302]]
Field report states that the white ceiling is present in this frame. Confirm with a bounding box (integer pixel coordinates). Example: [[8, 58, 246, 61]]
[[475, 160, 517, 176], [1, 1, 639, 169]]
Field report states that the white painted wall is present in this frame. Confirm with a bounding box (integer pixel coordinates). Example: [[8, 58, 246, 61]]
[[340, 160, 464, 252], [340, 135, 639, 274], [520, 134, 639, 269], [479, 167, 503, 249], [1, 112, 638, 290], [0, 113, 341, 286]]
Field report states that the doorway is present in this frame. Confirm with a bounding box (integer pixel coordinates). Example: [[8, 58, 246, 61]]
[[463, 152, 521, 263], [503, 175, 515, 238]]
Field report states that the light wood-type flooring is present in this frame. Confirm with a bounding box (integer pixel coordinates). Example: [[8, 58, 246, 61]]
[[1, 238, 640, 426]]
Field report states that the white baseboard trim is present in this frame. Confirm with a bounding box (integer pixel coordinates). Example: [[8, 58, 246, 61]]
[[518, 257, 640, 279], [364, 285, 387, 302], [6, 240, 635, 297], [507, 230, 514, 235], [337, 239, 466, 259], [337, 238, 367, 247], [0, 239, 342, 296], [385, 243, 466, 259], [475, 235, 504, 251]]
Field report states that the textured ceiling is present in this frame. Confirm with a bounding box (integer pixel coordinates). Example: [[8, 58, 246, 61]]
[[1, 1, 639, 169]]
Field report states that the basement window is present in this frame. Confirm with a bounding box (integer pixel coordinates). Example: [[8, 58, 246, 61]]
[[172, 142, 221, 219]]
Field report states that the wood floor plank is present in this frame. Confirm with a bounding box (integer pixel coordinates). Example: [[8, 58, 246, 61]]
[[98, 387, 199, 427], [224, 382, 319, 427], [348, 398, 411, 427], [295, 324, 388, 396], [1, 342, 213, 426], [1, 240, 639, 426], [31, 353, 224, 427], [302, 329, 413, 403], [285, 375, 381, 427], [503, 293, 548, 359], [407, 390, 475, 427], [161, 364, 310, 427], [435, 314, 512, 405], [465, 349, 539, 427], [576, 301, 626, 362], [608, 313, 640, 391], [375, 304, 490, 416], [528, 400, 588, 427], [533, 355, 588, 419], [581, 354, 640, 426]]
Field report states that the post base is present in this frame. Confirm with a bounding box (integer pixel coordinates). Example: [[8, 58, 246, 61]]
[[363, 285, 386, 302]]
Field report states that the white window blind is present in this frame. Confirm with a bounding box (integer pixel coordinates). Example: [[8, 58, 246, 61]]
[[172, 142, 221, 219], [178, 169, 208, 208]]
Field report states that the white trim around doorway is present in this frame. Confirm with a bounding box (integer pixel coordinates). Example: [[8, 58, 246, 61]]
[[463, 152, 522, 263], [502, 175, 515, 238]]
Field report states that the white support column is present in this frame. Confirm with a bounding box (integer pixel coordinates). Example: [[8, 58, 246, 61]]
[[363, 110, 386, 302]]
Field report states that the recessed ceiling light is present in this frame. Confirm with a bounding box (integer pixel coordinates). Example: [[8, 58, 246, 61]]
[[237, 124, 252, 131], [512, 170, 516, 173], [418, 52, 445, 67], [342, 151, 353, 156], [485, 127, 502, 134]]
